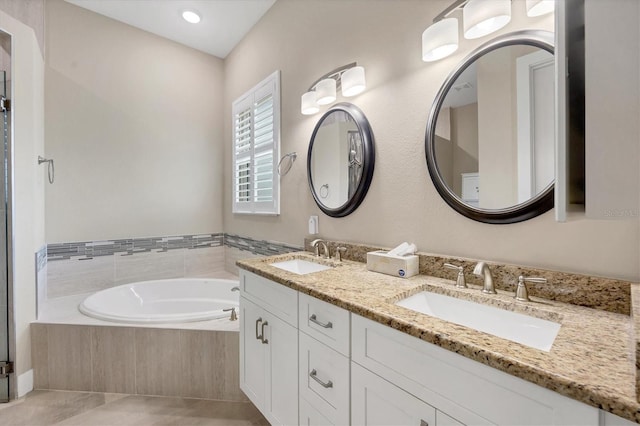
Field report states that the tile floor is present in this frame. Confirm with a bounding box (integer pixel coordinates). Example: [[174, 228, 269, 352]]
[[0, 390, 269, 425]]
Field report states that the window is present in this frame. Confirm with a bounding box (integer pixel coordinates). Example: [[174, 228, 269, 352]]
[[232, 71, 280, 215]]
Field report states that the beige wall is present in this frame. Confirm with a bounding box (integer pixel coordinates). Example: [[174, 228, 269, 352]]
[[0, 8, 45, 395], [44, 0, 225, 243], [223, 0, 640, 281], [0, 0, 44, 55]]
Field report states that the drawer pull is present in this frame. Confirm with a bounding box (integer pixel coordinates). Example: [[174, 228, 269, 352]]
[[309, 369, 333, 388], [261, 321, 269, 344], [309, 314, 333, 329], [255, 317, 263, 340]]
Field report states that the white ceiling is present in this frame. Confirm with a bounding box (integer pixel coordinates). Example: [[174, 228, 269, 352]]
[[65, 0, 277, 59]]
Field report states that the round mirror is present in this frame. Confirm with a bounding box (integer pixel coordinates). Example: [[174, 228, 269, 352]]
[[308, 103, 375, 217], [426, 30, 555, 224]]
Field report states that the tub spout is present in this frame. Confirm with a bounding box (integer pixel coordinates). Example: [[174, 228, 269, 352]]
[[223, 307, 238, 321], [231, 286, 240, 292]]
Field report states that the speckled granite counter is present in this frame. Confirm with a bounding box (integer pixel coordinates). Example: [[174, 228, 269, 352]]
[[237, 252, 640, 423]]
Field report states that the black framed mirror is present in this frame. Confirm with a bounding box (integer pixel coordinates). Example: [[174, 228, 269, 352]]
[[308, 103, 375, 217], [425, 30, 555, 224]]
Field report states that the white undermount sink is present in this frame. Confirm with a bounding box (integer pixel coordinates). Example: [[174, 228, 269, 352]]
[[270, 259, 333, 275], [396, 291, 561, 352]]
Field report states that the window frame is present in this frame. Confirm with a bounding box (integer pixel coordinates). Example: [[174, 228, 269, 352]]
[[232, 70, 281, 215]]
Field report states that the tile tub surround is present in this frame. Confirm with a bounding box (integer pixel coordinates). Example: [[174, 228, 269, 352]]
[[46, 233, 300, 300], [237, 252, 639, 423], [303, 238, 632, 315], [31, 323, 247, 401]]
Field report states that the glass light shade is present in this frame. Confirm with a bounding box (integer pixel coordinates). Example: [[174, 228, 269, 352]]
[[341, 66, 366, 97], [463, 0, 511, 39], [422, 18, 459, 62], [315, 78, 337, 105], [182, 10, 201, 24], [301, 91, 319, 115], [526, 0, 554, 17]]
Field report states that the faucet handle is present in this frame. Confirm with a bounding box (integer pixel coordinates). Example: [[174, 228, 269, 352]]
[[515, 276, 547, 302], [335, 247, 347, 262], [443, 263, 467, 288]]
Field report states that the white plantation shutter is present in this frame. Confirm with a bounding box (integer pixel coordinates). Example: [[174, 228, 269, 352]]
[[232, 71, 280, 214]]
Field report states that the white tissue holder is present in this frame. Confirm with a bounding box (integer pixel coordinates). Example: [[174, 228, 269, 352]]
[[366, 250, 419, 278]]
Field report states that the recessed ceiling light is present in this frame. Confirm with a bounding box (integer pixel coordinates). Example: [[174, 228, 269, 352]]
[[182, 10, 201, 24]]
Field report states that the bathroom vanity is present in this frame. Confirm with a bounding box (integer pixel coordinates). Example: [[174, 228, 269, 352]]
[[237, 252, 639, 425]]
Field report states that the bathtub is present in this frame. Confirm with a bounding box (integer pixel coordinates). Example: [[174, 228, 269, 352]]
[[79, 278, 240, 324]]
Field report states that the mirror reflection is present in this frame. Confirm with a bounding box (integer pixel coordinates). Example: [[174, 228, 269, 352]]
[[433, 44, 554, 210], [310, 111, 363, 209]]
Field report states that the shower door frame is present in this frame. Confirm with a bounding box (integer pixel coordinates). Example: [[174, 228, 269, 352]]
[[0, 28, 14, 403]]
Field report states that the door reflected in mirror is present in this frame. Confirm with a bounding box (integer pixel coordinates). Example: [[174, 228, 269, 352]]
[[310, 112, 362, 209], [433, 44, 554, 210]]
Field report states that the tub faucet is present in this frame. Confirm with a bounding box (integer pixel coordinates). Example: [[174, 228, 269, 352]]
[[473, 262, 497, 294], [310, 239, 330, 259], [231, 286, 240, 292]]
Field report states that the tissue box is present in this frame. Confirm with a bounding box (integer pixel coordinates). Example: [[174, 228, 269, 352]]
[[366, 251, 419, 278]]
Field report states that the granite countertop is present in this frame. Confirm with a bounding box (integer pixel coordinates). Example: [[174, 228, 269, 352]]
[[237, 251, 640, 423]]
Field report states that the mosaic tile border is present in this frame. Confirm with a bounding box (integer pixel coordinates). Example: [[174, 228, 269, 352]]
[[47, 233, 300, 261], [47, 233, 224, 261], [224, 234, 302, 256]]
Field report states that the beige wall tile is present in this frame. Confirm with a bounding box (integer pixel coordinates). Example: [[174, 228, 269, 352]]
[[224, 247, 262, 276], [185, 246, 225, 278], [114, 250, 185, 285], [47, 257, 114, 299], [134, 328, 181, 397], [178, 330, 246, 401], [90, 326, 135, 394], [46, 325, 92, 391], [31, 324, 49, 389]]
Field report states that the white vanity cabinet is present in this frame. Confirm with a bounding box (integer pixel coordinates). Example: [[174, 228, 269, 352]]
[[239, 271, 299, 426], [351, 314, 599, 426]]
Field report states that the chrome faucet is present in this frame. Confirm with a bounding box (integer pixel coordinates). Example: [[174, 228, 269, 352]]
[[310, 239, 330, 259], [473, 262, 496, 294]]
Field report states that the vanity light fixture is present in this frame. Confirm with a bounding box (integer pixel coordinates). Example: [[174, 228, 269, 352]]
[[182, 10, 201, 24], [422, 18, 459, 62], [423, 0, 553, 62], [525, 0, 555, 17], [463, 0, 511, 39], [300, 63, 367, 115]]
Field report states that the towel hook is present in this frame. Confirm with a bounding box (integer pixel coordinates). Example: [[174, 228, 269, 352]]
[[38, 156, 54, 184]]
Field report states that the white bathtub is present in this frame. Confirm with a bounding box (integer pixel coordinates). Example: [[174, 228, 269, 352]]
[[79, 278, 240, 324]]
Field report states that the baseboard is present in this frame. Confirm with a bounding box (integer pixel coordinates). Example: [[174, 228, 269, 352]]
[[17, 369, 33, 397]]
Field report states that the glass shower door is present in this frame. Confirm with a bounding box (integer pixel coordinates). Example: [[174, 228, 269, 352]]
[[0, 69, 10, 402]]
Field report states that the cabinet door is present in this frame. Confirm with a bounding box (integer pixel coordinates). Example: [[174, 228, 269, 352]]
[[264, 311, 299, 426], [240, 297, 266, 411], [352, 362, 436, 426]]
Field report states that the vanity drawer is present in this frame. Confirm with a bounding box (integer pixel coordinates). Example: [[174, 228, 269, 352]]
[[299, 292, 350, 356], [240, 270, 297, 326], [299, 331, 350, 425]]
